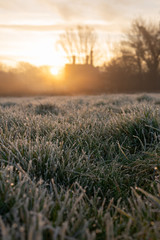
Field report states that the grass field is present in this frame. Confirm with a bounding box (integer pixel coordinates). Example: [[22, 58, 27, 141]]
[[0, 94, 160, 240]]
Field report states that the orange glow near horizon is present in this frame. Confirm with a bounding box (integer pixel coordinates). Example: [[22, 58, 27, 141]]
[[0, 34, 68, 70], [0, 26, 115, 69], [50, 66, 60, 76], [27, 43, 67, 69], [1, 35, 114, 71]]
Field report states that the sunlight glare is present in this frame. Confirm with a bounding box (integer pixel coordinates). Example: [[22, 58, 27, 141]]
[[50, 67, 59, 76]]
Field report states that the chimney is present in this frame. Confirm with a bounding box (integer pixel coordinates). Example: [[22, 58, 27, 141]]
[[72, 55, 76, 65], [86, 55, 89, 64], [90, 50, 93, 66]]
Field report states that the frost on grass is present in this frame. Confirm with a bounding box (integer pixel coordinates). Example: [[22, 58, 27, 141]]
[[0, 94, 160, 240]]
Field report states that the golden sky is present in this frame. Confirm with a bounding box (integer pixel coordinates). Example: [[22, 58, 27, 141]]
[[0, 0, 159, 68]]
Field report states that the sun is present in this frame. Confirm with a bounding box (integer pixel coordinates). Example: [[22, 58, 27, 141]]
[[50, 67, 59, 76]]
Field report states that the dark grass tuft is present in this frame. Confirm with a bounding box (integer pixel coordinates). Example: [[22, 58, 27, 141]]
[[35, 103, 60, 115], [137, 94, 154, 103]]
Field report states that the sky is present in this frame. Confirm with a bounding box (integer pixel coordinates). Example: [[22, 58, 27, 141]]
[[0, 0, 159, 68]]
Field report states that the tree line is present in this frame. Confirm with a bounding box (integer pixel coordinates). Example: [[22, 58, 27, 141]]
[[59, 18, 160, 93]]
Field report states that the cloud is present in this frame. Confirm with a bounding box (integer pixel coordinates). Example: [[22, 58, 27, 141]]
[[38, 0, 87, 20], [0, 0, 158, 27], [95, 2, 122, 21], [0, 0, 28, 11], [0, 22, 124, 34], [0, 0, 159, 41], [38, 0, 126, 24], [0, 0, 158, 35], [0, 24, 65, 31], [0, 0, 50, 13]]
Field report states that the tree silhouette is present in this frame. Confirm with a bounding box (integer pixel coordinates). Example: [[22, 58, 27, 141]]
[[58, 25, 97, 64], [121, 19, 160, 81]]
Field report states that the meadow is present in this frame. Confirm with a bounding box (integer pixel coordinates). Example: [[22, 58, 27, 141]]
[[0, 94, 160, 240]]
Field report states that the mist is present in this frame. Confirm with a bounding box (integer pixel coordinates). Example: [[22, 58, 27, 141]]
[[0, 62, 64, 96]]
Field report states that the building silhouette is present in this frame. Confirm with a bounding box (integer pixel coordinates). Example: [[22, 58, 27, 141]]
[[64, 51, 102, 93]]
